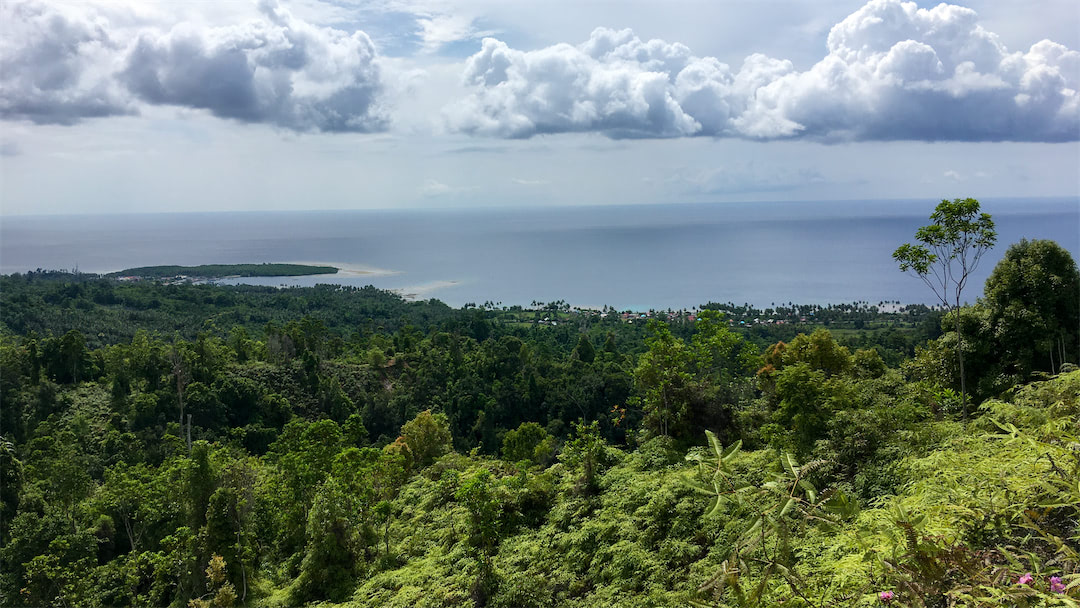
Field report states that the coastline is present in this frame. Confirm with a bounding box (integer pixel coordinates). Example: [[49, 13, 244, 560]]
[[287, 261, 401, 277]]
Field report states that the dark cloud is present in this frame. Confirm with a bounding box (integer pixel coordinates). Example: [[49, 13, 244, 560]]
[[120, 1, 387, 132], [446, 0, 1079, 142], [0, 1, 133, 124]]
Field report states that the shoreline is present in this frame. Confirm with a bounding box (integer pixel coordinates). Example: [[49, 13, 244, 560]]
[[391, 279, 462, 301], [286, 261, 401, 277]]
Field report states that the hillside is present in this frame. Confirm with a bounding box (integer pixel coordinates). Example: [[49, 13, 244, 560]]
[[0, 237, 1077, 608]]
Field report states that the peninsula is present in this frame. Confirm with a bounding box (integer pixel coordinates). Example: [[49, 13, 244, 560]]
[[107, 263, 339, 279]]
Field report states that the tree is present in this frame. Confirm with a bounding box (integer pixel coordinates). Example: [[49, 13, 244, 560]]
[[98, 463, 161, 553], [893, 198, 996, 416], [501, 422, 556, 466], [58, 329, 89, 384], [982, 239, 1079, 378], [571, 334, 595, 364], [267, 419, 343, 558], [169, 346, 192, 451], [189, 555, 237, 608], [560, 420, 607, 494], [634, 312, 755, 441], [294, 478, 357, 602], [634, 321, 694, 438], [0, 438, 22, 546], [399, 410, 452, 470]]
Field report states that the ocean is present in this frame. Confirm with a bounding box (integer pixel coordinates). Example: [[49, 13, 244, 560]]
[[2, 198, 1077, 310]]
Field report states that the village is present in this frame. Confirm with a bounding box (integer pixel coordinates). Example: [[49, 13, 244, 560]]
[[463, 298, 936, 330]]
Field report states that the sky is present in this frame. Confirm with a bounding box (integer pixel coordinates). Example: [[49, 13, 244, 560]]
[[0, 0, 1077, 215]]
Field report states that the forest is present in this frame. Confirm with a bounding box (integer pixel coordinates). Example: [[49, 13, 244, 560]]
[[105, 264, 339, 279], [1, 227, 1078, 607]]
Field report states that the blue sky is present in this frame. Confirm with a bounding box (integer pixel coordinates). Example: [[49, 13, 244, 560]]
[[1, 0, 1077, 215]]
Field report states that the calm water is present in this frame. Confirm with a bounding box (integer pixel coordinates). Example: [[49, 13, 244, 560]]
[[2, 198, 1077, 310]]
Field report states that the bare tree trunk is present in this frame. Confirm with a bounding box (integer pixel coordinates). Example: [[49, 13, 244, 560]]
[[186, 413, 192, 451], [178, 390, 184, 445], [123, 514, 137, 553], [171, 350, 190, 451], [237, 528, 247, 601]]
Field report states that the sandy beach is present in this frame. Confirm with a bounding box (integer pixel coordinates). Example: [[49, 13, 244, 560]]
[[392, 280, 461, 300], [287, 261, 401, 277]]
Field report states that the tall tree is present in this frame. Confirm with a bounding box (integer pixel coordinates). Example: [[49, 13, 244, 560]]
[[893, 198, 996, 416], [634, 320, 694, 439], [170, 346, 192, 451], [982, 239, 1080, 377]]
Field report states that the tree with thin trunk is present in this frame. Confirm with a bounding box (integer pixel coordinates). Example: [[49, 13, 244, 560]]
[[170, 347, 191, 451], [893, 198, 996, 418]]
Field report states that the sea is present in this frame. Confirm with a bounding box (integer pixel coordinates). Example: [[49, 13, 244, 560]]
[[2, 198, 1077, 311]]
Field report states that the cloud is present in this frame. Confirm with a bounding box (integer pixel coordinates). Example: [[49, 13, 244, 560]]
[[420, 178, 452, 195], [0, 1, 134, 124], [446, 0, 1079, 142], [0, 141, 21, 156], [420, 178, 477, 197], [415, 13, 494, 54], [943, 168, 992, 181], [121, 0, 387, 131], [1, 0, 389, 132], [512, 177, 549, 186], [675, 164, 827, 195]]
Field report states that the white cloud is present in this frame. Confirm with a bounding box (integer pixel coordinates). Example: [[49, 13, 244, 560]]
[[420, 178, 451, 195], [415, 13, 495, 54], [943, 168, 992, 181], [3, 0, 1077, 143], [674, 164, 827, 195], [1, 0, 390, 132], [420, 178, 475, 196], [446, 0, 1079, 142], [511, 177, 549, 186]]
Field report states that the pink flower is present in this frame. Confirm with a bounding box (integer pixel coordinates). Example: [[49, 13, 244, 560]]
[[1017, 573, 1034, 585], [1050, 576, 1065, 593], [879, 590, 895, 603]]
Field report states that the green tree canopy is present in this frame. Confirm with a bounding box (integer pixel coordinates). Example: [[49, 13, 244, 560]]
[[982, 238, 1079, 378], [399, 410, 453, 470]]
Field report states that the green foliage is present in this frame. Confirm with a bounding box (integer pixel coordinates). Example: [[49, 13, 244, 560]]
[[572, 334, 596, 364], [501, 422, 557, 466], [634, 311, 756, 442], [764, 329, 853, 378], [5, 264, 1080, 608], [560, 420, 609, 494], [980, 238, 1080, 382], [400, 410, 454, 470], [894, 197, 997, 416], [190, 554, 238, 608], [893, 198, 998, 299], [108, 263, 338, 279]]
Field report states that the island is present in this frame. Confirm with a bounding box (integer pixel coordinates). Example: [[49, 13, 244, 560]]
[[106, 262, 339, 279]]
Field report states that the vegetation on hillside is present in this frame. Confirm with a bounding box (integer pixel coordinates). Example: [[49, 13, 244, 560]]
[[1, 228, 1077, 607]]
